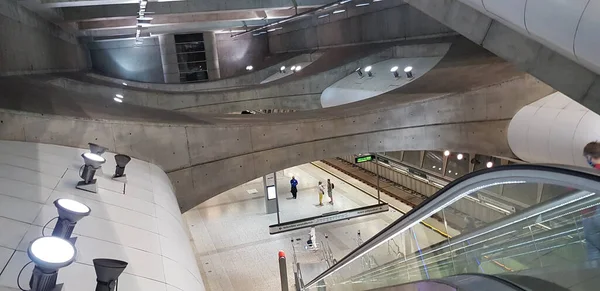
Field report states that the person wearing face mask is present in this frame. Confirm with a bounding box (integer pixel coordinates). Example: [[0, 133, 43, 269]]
[[584, 141, 600, 170]]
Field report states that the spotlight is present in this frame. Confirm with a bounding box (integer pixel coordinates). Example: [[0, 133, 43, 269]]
[[115, 94, 123, 99], [76, 152, 106, 193], [404, 66, 413, 78], [295, 65, 302, 71], [93, 258, 128, 291], [113, 98, 123, 103], [280, 66, 286, 73], [391, 66, 399, 78], [246, 65, 253, 71], [355, 67, 363, 77], [26, 236, 76, 291], [365, 66, 373, 77], [486, 161, 494, 168], [444, 150, 450, 157], [291, 66, 297, 71], [113, 154, 131, 181], [88, 143, 108, 155], [52, 198, 91, 240], [457, 153, 464, 160]]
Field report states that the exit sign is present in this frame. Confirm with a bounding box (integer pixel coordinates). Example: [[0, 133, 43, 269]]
[[355, 155, 374, 163]]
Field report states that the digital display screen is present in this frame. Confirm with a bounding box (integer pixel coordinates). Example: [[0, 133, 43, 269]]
[[267, 185, 277, 200], [355, 155, 374, 163]]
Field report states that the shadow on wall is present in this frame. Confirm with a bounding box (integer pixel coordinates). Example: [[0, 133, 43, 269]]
[[88, 38, 165, 83]]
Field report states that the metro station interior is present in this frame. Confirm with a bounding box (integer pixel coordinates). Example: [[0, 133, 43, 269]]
[[1, 0, 600, 290]]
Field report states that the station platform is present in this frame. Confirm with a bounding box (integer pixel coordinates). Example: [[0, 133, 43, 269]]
[[182, 161, 451, 291]]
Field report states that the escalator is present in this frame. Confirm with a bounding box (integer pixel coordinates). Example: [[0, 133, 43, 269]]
[[300, 164, 600, 290]]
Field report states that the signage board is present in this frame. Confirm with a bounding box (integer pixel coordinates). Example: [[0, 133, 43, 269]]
[[267, 185, 277, 200], [355, 155, 374, 163], [269, 203, 389, 234]]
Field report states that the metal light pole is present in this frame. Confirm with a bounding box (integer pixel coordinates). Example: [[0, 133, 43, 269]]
[[278, 251, 289, 291]]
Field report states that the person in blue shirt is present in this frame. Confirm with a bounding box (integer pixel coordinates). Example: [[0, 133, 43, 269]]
[[290, 176, 298, 199]]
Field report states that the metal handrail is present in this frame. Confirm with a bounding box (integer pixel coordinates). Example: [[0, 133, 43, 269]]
[[303, 164, 600, 288], [348, 189, 600, 282]]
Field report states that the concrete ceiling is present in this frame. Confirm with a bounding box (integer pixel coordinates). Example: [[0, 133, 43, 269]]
[[21, 0, 330, 39]]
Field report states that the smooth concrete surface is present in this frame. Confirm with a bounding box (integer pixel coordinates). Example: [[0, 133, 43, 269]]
[[88, 37, 165, 83], [50, 39, 455, 114], [508, 92, 600, 168], [0, 41, 555, 211], [83, 51, 314, 92], [0, 0, 89, 76], [321, 56, 445, 108], [215, 33, 269, 79], [404, 0, 600, 116], [454, 0, 600, 75], [159, 34, 180, 83], [260, 62, 314, 84], [0, 140, 204, 291], [203, 32, 221, 80], [268, 0, 455, 53], [183, 163, 448, 291], [59, 0, 332, 21]]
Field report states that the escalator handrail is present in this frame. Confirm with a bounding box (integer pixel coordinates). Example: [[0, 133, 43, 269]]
[[303, 164, 600, 288], [346, 189, 596, 282]]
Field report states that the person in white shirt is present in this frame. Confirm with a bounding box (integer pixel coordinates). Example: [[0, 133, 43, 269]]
[[318, 181, 325, 206]]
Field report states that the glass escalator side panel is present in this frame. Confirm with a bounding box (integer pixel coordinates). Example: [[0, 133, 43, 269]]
[[303, 165, 600, 291]]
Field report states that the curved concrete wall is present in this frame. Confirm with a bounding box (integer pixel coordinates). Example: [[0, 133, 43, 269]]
[[260, 61, 314, 84], [508, 92, 600, 167], [84, 52, 319, 92], [0, 72, 552, 211], [0, 41, 554, 211], [0, 141, 203, 290], [320, 56, 446, 108], [49, 41, 454, 114], [460, 0, 600, 75], [404, 0, 600, 115]]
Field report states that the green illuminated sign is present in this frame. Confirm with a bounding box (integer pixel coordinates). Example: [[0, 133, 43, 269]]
[[355, 155, 374, 163]]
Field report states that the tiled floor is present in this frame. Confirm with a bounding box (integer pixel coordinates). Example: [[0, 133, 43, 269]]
[[184, 162, 450, 291]]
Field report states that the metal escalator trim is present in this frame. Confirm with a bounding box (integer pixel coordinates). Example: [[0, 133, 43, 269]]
[[303, 164, 600, 288]]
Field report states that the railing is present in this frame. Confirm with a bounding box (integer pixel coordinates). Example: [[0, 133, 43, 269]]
[[302, 164, 600, 290]]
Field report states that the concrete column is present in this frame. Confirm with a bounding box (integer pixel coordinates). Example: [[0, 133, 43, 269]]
[[158, 34, 180, 83], [203, 32, 221, 80]]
